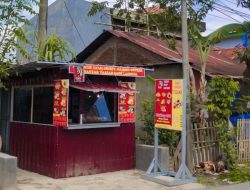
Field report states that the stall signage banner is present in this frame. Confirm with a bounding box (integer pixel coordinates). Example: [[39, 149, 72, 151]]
[[74, 66, 85, 82], [53, 79, 69, 127], [155, 79, 183, 131], [83, 64, 145, 77], [118, 82, 136, 123]]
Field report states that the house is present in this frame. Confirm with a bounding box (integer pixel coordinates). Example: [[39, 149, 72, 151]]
[[74, 30, 245, 136], [215, 32, 249, 48]]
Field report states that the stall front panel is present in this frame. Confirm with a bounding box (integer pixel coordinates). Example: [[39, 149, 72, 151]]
[[9, 122, 135, 178], [8, 66, 136, 178]]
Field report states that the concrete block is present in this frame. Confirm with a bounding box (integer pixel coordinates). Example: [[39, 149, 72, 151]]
[[136, 144, 169, 171], [0, 153, 17, 190]]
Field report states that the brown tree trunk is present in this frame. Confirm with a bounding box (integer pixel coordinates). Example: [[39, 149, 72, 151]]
[[38, 0, 48, 44], [189, 67, 197, 96], [198, 69, 207, 128]]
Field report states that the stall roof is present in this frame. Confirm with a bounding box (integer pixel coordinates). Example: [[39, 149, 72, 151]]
[[8, 61, 73, 75]]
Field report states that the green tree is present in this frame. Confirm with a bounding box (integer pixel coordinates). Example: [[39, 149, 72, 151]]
[[188, 23, 244, 127], [35, 32, 76, 62], [0, 0, 37, 88], [88, 0, 215, 39], [206, 77, 239, 166]]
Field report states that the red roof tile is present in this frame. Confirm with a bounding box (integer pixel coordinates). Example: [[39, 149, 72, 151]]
[[145, 6, 164, 14], [109, 30, 246, 78]]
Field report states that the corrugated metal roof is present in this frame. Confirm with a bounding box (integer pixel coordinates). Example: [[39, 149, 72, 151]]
[[109, 30, 246, 78]]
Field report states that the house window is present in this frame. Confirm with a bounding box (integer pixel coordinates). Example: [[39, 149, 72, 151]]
[[68, 87, 116, 124], [33, 87, 53, 124], [12, 86, 53, 124], [13, 88, 32, 122]]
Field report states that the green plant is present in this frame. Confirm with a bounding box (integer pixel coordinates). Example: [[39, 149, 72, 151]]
[[35, 31, 76, 62], [219, 163, 250, 183], [139, 99, 180, 155], [0, 0, 38, 88], [206, 76, 239, 166]]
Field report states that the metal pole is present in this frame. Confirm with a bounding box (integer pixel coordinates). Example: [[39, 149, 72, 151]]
[[154, 127, 158, 174], [181, 0, 190, 168], [181, 79, 187, 168]]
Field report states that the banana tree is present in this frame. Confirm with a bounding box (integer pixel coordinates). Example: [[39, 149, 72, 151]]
[[189, 23, 245, 127]]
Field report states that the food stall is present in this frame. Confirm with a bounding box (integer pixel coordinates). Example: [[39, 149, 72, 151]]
[[8, 62, 144, 178]]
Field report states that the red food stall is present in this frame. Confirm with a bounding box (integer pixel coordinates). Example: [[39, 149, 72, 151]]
[[8, 62, 144, 178]]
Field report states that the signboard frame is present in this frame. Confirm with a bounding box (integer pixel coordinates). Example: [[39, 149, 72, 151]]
[[118, 82, 136, 123]]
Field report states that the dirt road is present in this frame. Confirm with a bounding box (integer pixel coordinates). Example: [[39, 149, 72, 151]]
[[17, 169, 204, 190]]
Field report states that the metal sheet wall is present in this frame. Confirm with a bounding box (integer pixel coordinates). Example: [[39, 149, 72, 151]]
[[55, 123, 135, 178], [9, 122, 135, 178], [9, 122, 58, 177]]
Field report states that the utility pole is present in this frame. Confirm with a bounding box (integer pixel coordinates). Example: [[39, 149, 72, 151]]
[[38, 0, 48, 44], [181, 0, 193, 171]]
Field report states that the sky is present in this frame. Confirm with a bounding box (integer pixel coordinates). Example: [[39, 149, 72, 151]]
[[27, 0, 250, 36]]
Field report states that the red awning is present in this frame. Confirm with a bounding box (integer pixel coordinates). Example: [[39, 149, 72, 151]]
[[70, 83, 138, 93]]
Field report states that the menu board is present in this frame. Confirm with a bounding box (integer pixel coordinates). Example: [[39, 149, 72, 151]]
[[118, 82, 136, 123], [53, 79, 69, 127], [155, 79, 183, 131]]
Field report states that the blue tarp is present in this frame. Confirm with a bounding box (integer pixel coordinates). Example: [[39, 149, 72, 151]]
[[230, 114, 250, 127]]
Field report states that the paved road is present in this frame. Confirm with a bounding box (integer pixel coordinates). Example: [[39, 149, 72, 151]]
[[205, 183, 250, 190]]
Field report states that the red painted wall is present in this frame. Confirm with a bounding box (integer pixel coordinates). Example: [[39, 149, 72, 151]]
[[9, 122, 135, 178]]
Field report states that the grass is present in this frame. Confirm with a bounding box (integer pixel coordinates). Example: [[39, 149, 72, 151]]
[[197, 175, 221, 187], [197, 163, 250, 187], [219, 163, 250, 184]]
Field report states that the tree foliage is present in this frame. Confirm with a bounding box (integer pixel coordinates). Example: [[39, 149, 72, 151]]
[[237, 0, 250, 8], [88, 0, 215, 35], [34, 32, 76, 62], [139, 99, 180, 155], [189, 23, 242, 127], [206, 77, 239, 166], [0, 0, 38, 88]]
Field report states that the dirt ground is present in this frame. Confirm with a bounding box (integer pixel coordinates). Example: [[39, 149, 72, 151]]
[[16, 169, 204, 190]]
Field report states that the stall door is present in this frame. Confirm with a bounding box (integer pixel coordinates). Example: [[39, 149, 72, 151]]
[[0, 90, 11, 152]]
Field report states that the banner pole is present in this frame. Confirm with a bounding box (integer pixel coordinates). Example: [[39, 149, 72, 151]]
[[182, 79, 187, 167], [154, 127, 159, 174]]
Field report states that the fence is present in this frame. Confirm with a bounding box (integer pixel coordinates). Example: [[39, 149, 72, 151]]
[[173, 121, 220, 170], [192, 122, 220, 166], [237, 119, 250, 162]]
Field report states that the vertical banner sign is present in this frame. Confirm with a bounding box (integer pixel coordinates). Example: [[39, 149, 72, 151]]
[[74, 66, 85, 82], [118, 82, 136, 123], [155, 79, 183, 131], [53, 79, 69, 127]]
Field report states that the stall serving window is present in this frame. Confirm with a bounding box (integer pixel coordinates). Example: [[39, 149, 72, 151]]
[[68, 87, 116, 125], [12, 86, 53, 124]]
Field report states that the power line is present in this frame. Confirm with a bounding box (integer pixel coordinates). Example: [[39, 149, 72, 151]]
[[213, 6, 243, 23], [207, 13, 236, 21], [215, 2, 250, 19], [63, 0, 86, 47], [224, 0, 237, 5]]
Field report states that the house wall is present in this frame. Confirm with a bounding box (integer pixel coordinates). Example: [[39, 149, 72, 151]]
[[83, 36, 184, 138], [215, 37, 250, 48], [84, 37, 167, 66]]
